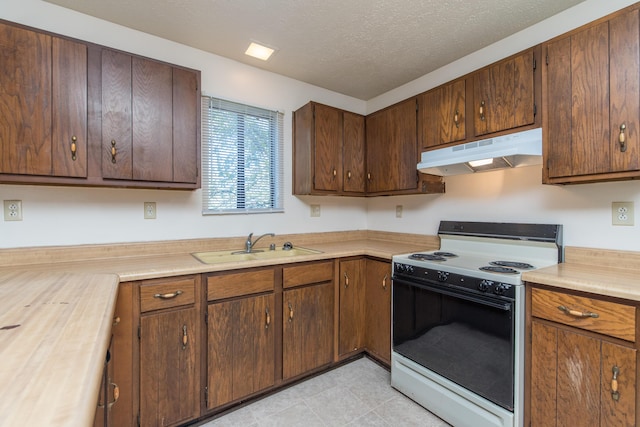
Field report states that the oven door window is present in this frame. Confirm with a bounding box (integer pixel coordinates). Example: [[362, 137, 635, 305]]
[[393, 278, 515, 411]]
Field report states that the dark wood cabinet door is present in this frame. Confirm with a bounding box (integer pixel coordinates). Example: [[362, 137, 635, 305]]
[[52, 37, 87, 178], [140, 306, 199, 427], [609, 9, 640, 174], [172, 68, 199, 184], [282, 281, 334, 380], [419, 79, 466, 149], [313, 103, 343, 191], [530, 319, 637, 427], [342, 111, 365, 193], [365, 259, 391, 364], [474, 50, 535, 137], [207, 293, 275, 409], [338, 259, 366, 356], [132, 57, 173, 182], [0, 23, 52, 175], [101, 49, 133, 180], [366, 98, 418, 193]]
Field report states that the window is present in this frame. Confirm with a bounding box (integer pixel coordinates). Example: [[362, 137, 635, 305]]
[[201, 96, 284, 214]]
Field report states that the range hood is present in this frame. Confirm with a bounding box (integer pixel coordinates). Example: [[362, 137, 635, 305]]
[[417, 127, 542, 176]]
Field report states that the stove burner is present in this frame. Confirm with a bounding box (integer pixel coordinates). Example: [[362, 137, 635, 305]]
[[480, 266, 519, 274], [409, 253, 447, 261], [490, 261, 534, 270], [433, 252, 458, 258]]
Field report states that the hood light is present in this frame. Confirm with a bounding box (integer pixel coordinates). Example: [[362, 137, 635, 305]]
[[467, 158, 493, 167]]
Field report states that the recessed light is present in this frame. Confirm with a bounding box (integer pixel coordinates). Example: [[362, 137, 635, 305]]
[[245, 42, 275, 61]]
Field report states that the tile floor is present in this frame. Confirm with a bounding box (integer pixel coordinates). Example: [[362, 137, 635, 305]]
[[199, 357, 450, 427]]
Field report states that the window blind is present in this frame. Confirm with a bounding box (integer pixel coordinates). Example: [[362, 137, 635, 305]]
[[201, 96, 284, 214]]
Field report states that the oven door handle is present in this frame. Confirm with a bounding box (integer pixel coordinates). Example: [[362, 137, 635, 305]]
[[393, 277, 513, 312]]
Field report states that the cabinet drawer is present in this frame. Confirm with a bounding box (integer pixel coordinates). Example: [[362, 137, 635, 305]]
[[531, 288, 636, 342], [283, 261, 333, 289], [140, 276, 196, 312], [207, 269, 274, 301]]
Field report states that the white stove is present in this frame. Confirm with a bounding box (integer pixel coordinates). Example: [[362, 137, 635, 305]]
[[391, 221, 562, 427]]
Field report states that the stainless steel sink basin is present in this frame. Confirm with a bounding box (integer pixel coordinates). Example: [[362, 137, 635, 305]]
[[192, 247, 322, 264]]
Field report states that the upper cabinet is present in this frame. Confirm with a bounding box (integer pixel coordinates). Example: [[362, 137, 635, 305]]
[[543, 5, 640, 184], [0, 20, 201, 189], [418, 78, 466, 150], [0, 22, 88, 178], [473, 49, 537, 137], [293, 102, 365, 195], [101, 50, 199, 185]]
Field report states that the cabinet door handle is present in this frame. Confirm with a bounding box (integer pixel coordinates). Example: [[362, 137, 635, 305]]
[[332, 167, 337, 177], [611, 366, 620, 401], [110, 140, 118, 163], [265, 307, 271, 329], [454, 109, 460, 128], [619, 124, 627, 152], [70, 135, 78, 161], [557, 305, 599, 318], [367, 172, 371, 181], [382, 274, 388, 290], [479, 101, 485, 121], [288, 302, 294, 322], [153, 290, 183, 299], [108, 382, 120, 408], [112, 316, 121, 326], [344, 272, 349, 288], [347, 170, 352, 179], [182, 324, 188, 349]]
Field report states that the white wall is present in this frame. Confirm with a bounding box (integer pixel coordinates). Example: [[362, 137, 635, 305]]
[[1, 0, 640, 251], [0, 0, 368, 248]]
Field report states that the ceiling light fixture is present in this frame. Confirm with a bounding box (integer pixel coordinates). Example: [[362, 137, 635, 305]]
[[245, 42, 275, 61]]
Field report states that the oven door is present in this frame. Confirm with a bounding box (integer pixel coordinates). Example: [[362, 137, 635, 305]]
[[392, 276, 515, 411]]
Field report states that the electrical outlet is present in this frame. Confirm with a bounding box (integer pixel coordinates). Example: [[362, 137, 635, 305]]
[[144, 202, 156, 219], [396, 205, 403, 218], [612, 201, 634, 226], [310, 204, 321, 217], [3, 200, 22, 221]]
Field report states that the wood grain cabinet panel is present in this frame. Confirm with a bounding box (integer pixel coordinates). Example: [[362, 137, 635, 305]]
[[529, 284, 637, 427], [282, 280, 334, 380], [364, 259, 391, 364], [338, 258, 366, 356], [207, 293, 275, 409], [0, 22, 87, 178], [418, 78, 466, 149], [473, 49, 536, 137], [544, 5, 640, 183]]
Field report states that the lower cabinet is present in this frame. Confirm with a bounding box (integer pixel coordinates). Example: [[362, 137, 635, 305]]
[[110, 257, 394, 426], [138, 275, 201, 427], [528, 285, 637, 426], [205, 268, 276, 410], [364, 259, 391, 364], [338, 258, 366, 356], [282, 261, 335, 380]]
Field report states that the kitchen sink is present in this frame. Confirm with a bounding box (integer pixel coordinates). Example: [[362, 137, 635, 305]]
[[192, 247, 322, 264]]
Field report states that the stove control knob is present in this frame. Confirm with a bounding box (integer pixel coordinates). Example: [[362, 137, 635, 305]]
[[406, 265, 414, 273], [494, 283, 509, 295], [478, 280, 493, 292], [437, 271, 449, 282]]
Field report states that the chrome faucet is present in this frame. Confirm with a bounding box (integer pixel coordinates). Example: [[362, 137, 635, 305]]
[[245, 232, 275, 253]]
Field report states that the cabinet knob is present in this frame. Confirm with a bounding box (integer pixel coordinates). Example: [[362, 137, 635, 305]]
[[70, 136, 78, 161], [367, 172, 371, 181], [288, 302, 294, 322], [182, 324, 188, 349], [454, 110, 460, 128], [344, 272, 349, 288], [479, 101, 485, 121], [110, 140, 118, 163], [108, 383, 120, 408], [332, 168, 337, 177], [265, 307, 271, 329], [619, 124, 627, 152], [347, 171, 352, 179], [382, 274, 388, 290]]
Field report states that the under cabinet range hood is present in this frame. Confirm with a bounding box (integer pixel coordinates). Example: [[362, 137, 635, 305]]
[[417, 128, 542, 176]]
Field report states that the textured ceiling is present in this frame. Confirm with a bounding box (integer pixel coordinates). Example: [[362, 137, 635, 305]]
[[44, 0, 586, 100]]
